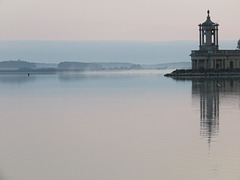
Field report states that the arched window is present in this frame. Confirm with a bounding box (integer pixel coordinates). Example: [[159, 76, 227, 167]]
[[203, 31, 206, 44]]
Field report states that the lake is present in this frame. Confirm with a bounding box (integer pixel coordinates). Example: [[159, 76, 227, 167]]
[[0, 70, 240, 180]]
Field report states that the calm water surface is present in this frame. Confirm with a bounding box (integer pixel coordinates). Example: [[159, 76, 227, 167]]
[[0, 70, 240, 180]]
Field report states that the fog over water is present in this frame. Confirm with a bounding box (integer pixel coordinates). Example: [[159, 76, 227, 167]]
[[0, 70, 240, 180]]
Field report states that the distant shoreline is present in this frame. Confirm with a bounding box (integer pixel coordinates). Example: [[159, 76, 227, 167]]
[[0, 68, 172, 75], [0, 68, 57, 74], [0, 60, 191, 74]]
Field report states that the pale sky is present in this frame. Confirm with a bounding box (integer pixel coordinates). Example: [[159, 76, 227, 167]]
[[0, 0, 239, 41]]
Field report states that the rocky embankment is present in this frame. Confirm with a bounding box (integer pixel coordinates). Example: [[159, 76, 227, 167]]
[[165, 69, 240, 77]]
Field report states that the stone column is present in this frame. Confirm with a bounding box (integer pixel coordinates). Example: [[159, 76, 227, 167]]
[[194, 61, 196, 70], [213, 31, 215, 46], [214, 59, 216, 69], [210, 59, 213, 69], [199, 25, 202, 49], [204, 59, 207, 69], [216, 25, 219, 48]]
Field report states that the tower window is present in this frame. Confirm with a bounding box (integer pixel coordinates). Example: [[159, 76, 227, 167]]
[[212, 30, 215, 44]]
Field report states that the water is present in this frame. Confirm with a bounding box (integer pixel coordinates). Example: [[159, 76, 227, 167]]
[[0, 70, 240, 180]]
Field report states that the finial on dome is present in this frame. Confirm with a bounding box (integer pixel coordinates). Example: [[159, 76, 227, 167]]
[[207, 10, 210, 17]]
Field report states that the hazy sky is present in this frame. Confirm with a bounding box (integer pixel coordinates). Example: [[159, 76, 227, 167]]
[[0, 0, 239, 41]]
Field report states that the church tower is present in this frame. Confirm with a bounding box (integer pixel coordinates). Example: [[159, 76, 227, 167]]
[[198, 10, 219, 51]]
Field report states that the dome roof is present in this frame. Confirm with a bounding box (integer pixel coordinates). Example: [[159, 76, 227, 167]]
[[202, 10, 215, 26]]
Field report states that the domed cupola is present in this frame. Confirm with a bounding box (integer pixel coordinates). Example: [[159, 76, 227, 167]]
[[202, 10, 215, 26], [199, 10, 219, 50]]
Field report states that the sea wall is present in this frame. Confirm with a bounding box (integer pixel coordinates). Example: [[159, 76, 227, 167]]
[[165, 69, 240, 77]]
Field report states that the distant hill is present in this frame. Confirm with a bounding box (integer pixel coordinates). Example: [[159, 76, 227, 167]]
[[58, 62, 102, 70], [0, 60, 190, 71], [35, 63, 58, 69], [58, 62, 141, 70], [0, 60, 36, 69], [97, 62, 141, 69]]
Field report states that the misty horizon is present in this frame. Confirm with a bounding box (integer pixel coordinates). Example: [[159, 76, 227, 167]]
[[0, 40, 238, 64]]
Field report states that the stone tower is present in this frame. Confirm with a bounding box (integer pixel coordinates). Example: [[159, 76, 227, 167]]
[[191, 11, 240, 70], [199, 10, 219, 51]]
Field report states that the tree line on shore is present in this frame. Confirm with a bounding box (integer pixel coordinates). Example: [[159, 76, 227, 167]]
[[0, 60, 191, 72]]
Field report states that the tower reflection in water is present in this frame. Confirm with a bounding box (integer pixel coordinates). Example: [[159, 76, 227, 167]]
[[192, 79, 220, 144], [191, 78, 240, 145]]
